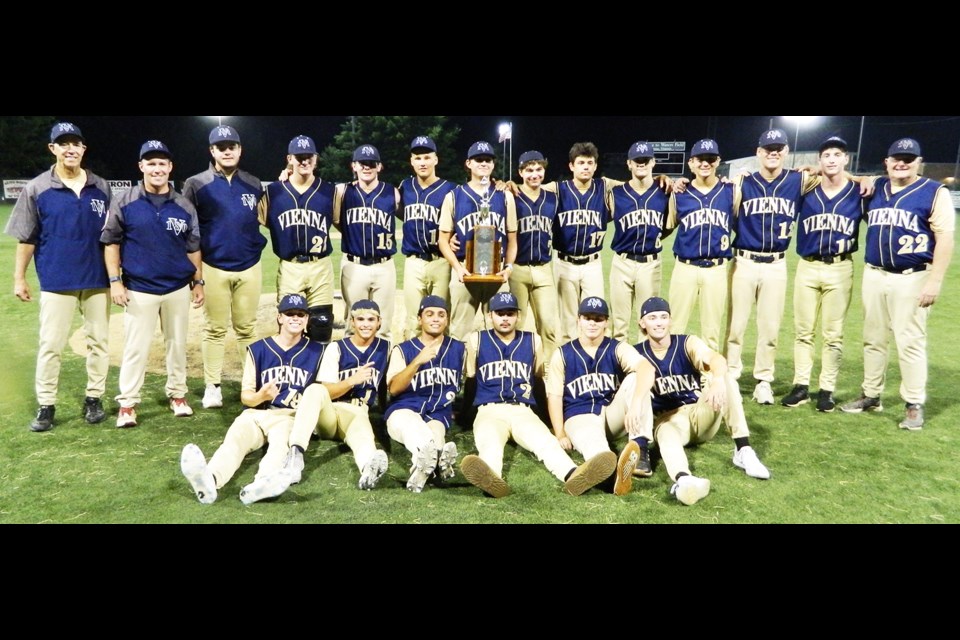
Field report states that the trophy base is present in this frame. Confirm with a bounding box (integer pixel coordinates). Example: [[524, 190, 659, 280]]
[[463, 275, 505, 285]]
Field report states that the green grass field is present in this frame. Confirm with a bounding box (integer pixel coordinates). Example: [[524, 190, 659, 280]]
[[2, 202, 959, 524]]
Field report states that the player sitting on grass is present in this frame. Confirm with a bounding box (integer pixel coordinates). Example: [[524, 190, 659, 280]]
[[179, 294, 324, 505]]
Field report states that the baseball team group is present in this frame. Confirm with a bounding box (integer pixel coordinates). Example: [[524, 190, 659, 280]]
[[6, 120, 954, 508]]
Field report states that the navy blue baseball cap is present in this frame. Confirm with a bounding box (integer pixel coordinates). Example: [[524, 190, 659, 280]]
[[278, 294, 309, 314], [350, 299, 381, 316], [209, 125, 241, 145], [418, 295, 449, 316], [353, 144, 381, 163], [819, 136, 848, 153], [519, 150, 546, 166], [489, 292, 520, 312], [888, 138, 922, 159], [50, 122, 84, 144], [640, 297, 671, 318], [411, 136, 437, 153], [578, 297, 610, 317], [140, 140, 173, 160], [467, 141, 496, 160], [690, 139, 720, 158], [628, 141, 655, 160], [759, 129, 790, 149], [288, 135, 317, 155]]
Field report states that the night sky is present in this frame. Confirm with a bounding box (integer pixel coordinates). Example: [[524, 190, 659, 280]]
[[54, 115, 960, 182]]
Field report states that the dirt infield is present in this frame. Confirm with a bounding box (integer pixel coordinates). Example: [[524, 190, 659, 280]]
[[69, 294, 410, 380]]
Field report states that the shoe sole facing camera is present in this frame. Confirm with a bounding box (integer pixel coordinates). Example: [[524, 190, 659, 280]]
[[359, 450, 389, 490], [406, 441, 439, 493], [437, 442, 458, 481], [674, 477, 711, 506], [566, 451, 616, 497], [614, 443, 639, 497], [461, 455, 510, 498], [180, 444, 217, 505]]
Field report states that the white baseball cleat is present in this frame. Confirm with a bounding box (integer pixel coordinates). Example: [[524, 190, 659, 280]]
[[437, 442, 458, 481], [284, 447, 305, 485], [733, 446, 771, 480], [406, 440, 439, 494], [752, 381, 774, 406], [359, 450, 389, 491], [181, 444, 217, 505], [170, 397, 194, 417], [671, 475, 711, 506], [202, 384, 223, 409], [240, 470, 293, 505]]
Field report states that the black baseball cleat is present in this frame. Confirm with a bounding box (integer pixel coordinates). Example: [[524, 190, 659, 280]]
[[30, 406, 56, 432], [816, 390, 836, 413], [83, 397, 106, 424], [781, 385, 810, 408]]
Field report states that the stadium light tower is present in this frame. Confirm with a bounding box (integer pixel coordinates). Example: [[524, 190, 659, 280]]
[[498, 122, 513, 181], [783, 116, 818, 167]]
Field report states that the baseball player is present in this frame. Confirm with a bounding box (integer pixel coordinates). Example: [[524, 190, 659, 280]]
[[181, 125, 265, 410], [461, 292, 616, 498], [384, 295, 465, 493], [666, 139, 738, 354], [5, 122, 112, 432], [438, 141, 518, 340], [609, 141, 670, 342], [546, 296, 649, 494], [259, 135, 336, 344], [841, 138, 955, 431], [615, 297, 770, 505], [284, 299, 391, 490], [782, 137, 866, 412], [725, 128, 824, 405], [179, 294, 325, 505], [334, 144, 400, 341], [509, 150, 560, 365], [101, 140, 205, 428], [546, 143, 619, 344], [398, 136, 457, 340]]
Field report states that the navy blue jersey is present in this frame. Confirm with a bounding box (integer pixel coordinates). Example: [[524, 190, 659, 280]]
[[796, 181, 864, 258], [449, 185, 509, 262], [262, 179, 335, 261], [327, 337, 391, 407], [865, 177, 944, 271], [340, 182, 399, 259], [635, 335, 701, 415], [555, 179, 610, 257], [385, 337, 466, 429], [249, 336, 324, 411], [559, 337, 626, 421], [182, 166, 266, 272], [101, 185, 200, 296], [399, 177, 455, 257], [515, 189, 557, 265], [473, 330, 537, 407], [611, 182, 668, 256], [671, 183, 734, 261], [5, 167, 112, 292], [735, 170, 803, 253]]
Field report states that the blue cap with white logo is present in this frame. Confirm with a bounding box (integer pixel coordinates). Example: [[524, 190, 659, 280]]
[[288, 135, 317, 155], [140, 140, 172, 160], [578, 297, 610, 317], [467, 141, 496, 160], [209, 125, 241, 145], [888, 138, 922, 158], [690, 139, 720, 158], [353, 144, 381, 163], [50, 122, 84, 144]]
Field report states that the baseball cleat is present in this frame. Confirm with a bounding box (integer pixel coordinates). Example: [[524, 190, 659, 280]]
[[899, 404, 924, 431], [840, 395, 883, 414], [83, 397, 106, 424], [240, 469, 293, 505], [614, 442, 639, 496], [752, 381, 775, 406], [437, 442, 458, 481], [565, 451, 616, 497], [180, 444, 217, 504], [284, 446, 304, 485], [781, 385, 810, 408], [359, 450, 389, 491], [461, 454, 511, 498], [733, 446, 771, 480], [406, 440, 439, 494], [116, 406, 138, 429], [202, 384, 223, 409], [30, 406, 56, 433], [816, 390, 836, 413], [170, 397, 194, 417], [671, 475, 711, 506]]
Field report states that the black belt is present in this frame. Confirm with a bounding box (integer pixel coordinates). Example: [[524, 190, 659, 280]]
[[618, 252, 659, 264], [480, 401, 524, 408], [804, 253, 852, 265], [404, 252, 440, 262], [736, 249, 786, 263], [517, 260, 550, 267], [867, 263, 931, 275], [345, 254, 391, 266], [291, 255, 323, 263], [678, 257, 728, 268], [558, 252, 600, 265]]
